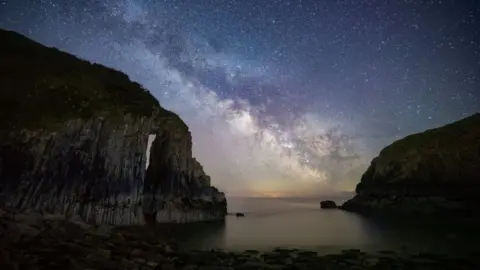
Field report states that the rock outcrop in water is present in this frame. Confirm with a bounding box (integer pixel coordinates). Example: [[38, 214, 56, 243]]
[[341, 113, 480, 218], [0, 29, 226, 225], [320, 200, 337, 209]]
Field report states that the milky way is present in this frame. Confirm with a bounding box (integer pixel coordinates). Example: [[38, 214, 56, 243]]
[[1, 0, 479, 197]]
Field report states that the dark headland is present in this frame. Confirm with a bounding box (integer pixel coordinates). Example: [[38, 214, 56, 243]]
[[1, 29, 479, 269], [340, 113, 480, 222], [0, 28, 227, 225]]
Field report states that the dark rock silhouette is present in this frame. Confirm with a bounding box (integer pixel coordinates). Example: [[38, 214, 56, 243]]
[[0, 28, 227, 225], [320, 200, 337, 209], [341, 113, 480, 218]]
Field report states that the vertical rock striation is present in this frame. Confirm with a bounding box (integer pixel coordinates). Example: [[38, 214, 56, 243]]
[[142, 117, 227, 224], [0, 29, 226, 225]]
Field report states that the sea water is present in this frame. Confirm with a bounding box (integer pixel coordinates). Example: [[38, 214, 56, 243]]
[[169, 196, 478, 255]]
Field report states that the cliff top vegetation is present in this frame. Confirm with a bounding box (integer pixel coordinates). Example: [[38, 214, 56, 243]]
[[0, 28, 185, 131], [377, 113, 480, 163]]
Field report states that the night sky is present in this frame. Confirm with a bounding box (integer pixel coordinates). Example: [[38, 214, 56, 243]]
[[1, 0, 479, 197]]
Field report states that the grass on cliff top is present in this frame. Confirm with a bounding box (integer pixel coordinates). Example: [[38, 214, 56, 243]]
[[0, 28, 187, 132], [378, 113, 480, 160]]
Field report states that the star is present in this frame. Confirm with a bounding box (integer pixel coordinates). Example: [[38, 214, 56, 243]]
[[0, 0, 479, 196]]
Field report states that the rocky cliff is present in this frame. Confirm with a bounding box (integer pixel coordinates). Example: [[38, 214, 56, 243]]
[[341, 113, 480, 218], [0, 29, 227, 225]]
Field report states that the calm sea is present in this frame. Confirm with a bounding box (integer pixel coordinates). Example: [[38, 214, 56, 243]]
[[169, 196, 478, 255]]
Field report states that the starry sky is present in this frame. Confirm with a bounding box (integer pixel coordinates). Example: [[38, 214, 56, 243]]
[[1, 0, 479, 197]]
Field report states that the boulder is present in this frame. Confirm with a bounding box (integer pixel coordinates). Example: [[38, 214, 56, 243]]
[[320, 200, 337, 209]]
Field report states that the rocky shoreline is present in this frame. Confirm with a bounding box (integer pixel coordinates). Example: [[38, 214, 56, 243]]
[[1, 210, 479, 270]]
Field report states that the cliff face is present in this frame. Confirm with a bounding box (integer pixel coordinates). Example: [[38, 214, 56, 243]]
[[341, 113, 480, 217], [0, 29, 226, 225], [143, 128, 227, 223]]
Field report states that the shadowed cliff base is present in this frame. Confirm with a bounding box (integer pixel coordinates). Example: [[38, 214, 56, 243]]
[[0, 28, 226, 225], [341, 113, 480, 222]]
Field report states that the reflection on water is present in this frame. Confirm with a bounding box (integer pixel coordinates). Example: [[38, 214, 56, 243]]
[[170, 220, 227, 250], [171, 197, 478, 254]]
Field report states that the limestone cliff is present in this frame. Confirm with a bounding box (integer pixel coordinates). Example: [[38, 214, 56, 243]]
[[341, 113, 480, 217], [0, 29, 227, 225]]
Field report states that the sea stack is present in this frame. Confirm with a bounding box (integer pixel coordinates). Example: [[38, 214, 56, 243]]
[[341, 113, 480, 218], [0, 29, 227, 225], [320, 200, 337, 209]]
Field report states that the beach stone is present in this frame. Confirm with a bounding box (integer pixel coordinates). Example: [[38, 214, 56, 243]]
[[8, 222, 40, 238], [151, 253, 168, 263], [67, 215, 92, 230], [110, 232, 126, 244], [273, 248, 292, 255], [13, 213, 43, 227], [92, 224, 113, 237], [146, 261, 159, 268], [262, 252, 285, 264], [296, 250, 317, 257], [153, 262, 175, 270], [265, 264, 287, 270], [57, 242, 91, 257], [111, 245, 132, 259], [86, 249, 110, 262], [131, 248, 146, 257], [119, 258, 139, 269], [363, 256, 380, 266], [161, 244, 175, 255], [134, 257, 147, 264]]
